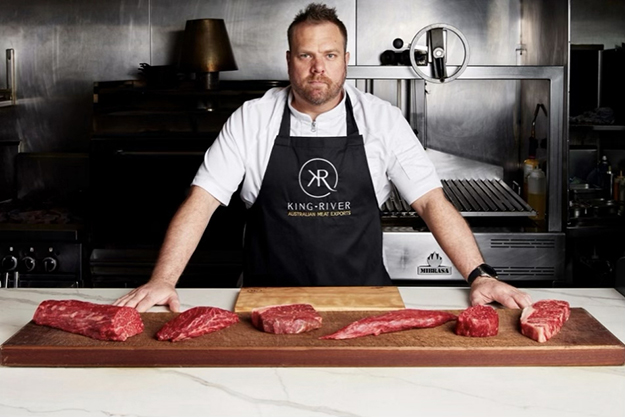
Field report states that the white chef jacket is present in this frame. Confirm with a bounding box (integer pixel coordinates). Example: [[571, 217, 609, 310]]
[[192, 83, 441, 209]]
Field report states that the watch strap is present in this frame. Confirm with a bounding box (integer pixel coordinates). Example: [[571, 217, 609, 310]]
[[467, 263, 498, 285]]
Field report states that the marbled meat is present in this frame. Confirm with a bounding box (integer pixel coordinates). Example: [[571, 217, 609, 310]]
[[156, 306, 239, 342], [319, 309, 457, 340], [252, 303, 322, 334], [33, 299, 144, 341], [520, 299, 571, 343], [455, 305, 499, 337]]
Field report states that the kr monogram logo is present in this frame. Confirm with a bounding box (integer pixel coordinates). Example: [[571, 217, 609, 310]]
[[298, 158, 338, 198]]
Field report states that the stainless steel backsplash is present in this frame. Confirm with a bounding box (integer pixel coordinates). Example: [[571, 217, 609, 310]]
[[0, 0, 575, 155]]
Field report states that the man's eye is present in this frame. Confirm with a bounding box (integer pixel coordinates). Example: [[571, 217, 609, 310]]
[[327, 54, 337, 59]]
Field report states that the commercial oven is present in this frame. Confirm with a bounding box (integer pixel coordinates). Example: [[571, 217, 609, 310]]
[[88, 79, 287, 288]]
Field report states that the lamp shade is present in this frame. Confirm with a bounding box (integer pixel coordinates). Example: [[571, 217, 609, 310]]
[[179, 19, 238, 73]]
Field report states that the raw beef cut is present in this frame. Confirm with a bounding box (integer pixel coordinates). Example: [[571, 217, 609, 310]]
[[251, 304, 322, 334], [520, 299, 571, 343], [156, 306, 239, 342], [455, 305, 499, 337], [33, 299, 144, 341], [319, 309, 457, 340]]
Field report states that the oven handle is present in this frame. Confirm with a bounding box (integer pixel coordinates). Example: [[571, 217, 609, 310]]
[[1, 271, 18, 288], [115, 150, 205, 157]]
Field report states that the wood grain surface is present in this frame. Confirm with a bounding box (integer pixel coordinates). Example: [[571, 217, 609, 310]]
[[233, 286, 406, 312], [2, 308, 624, 367]]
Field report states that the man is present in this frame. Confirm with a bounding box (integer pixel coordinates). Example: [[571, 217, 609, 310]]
[[115, 3, 532, 312]]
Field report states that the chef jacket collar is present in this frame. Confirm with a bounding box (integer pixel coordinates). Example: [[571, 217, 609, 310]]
[[287, 86, 347, 124]]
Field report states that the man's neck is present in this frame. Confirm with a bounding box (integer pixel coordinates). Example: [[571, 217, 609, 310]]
[[290, 89, 344, 121]]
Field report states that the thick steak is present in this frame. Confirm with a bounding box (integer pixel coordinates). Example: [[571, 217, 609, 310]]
[[520, 299, 571, 343], [251, 304, 322, 334], [320, 309, 457, 340], [156, 306, 239, 342], [33, 300, 144, 341], [455, 305, 499, 337]]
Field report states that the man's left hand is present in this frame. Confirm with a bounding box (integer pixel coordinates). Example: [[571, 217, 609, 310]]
[[469, 277, 533, 309]]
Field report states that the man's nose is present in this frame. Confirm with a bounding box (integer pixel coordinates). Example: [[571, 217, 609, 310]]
[[311, 57, 325, 73]]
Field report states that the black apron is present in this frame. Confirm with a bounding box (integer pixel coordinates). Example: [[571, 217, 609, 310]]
[[243, 92, 392, 287]]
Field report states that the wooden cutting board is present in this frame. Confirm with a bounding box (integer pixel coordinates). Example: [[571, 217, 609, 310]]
[[2, 308, 624, 367], [233, 286, 406, 312]]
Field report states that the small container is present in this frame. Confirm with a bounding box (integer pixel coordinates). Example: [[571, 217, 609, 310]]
[[614, 170, 624, 201], [523, 157, 539, 200], [527, 167, 546, 220], [604, 165, 614, 200]]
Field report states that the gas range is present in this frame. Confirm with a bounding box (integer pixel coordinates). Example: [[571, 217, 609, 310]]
[[0, 195, 85, 288], [0, 226, 83, 288]]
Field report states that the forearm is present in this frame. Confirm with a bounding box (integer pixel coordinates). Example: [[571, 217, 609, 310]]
[[411, 188, 483, 280], [150, 185, 221, 286]]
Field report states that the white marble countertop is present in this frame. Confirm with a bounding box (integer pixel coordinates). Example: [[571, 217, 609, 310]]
[[0, 287, 624, 417]]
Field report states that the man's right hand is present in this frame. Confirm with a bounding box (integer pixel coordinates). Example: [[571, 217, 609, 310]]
[[113, 280, 181, 313]]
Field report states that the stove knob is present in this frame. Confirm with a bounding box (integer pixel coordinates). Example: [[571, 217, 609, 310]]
[[42, 257, 58, 273], [1, 255, 18, 271], [22, 256, 36, 272]]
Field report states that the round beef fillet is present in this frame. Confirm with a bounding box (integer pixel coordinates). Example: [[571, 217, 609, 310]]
[[455, 305, 499, 337]]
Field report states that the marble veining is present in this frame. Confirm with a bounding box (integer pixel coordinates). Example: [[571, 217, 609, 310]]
[[0, 287, 623, 417]]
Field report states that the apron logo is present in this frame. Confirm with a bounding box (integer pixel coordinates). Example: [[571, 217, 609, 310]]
[[298, 158, 338, 198]]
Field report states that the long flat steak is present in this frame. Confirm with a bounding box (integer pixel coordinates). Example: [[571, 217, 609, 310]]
[[520, 299, 571, 343], [320, 309, 457, 340], [156, 306, 239, 342], [33, 299, 144, 341]]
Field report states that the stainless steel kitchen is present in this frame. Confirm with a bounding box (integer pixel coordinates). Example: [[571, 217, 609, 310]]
[[1, 1, 624, 416]]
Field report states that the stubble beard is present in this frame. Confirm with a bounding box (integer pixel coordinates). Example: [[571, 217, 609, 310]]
[[292, 71, 346, 107]]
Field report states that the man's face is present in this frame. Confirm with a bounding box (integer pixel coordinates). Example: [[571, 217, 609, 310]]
[[287, 22, 350, 108]]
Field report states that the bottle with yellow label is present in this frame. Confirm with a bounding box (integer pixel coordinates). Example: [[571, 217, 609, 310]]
[[527, 166, 546, 221]]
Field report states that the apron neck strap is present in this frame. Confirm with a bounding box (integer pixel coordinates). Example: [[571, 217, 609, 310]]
[[279, 91, 359, 137]]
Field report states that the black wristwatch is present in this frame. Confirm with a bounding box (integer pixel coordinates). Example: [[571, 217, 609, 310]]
[[467, 263, 498, 285]]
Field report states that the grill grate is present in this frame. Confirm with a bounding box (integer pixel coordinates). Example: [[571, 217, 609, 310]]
[[382, 179, 536, 217]]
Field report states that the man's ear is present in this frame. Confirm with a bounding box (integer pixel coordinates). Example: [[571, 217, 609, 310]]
[[286, 50, 291, 65], [345, 51, 350, 65]]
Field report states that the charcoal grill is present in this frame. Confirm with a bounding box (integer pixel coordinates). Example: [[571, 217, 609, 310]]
[[349, 65, 567, 285]]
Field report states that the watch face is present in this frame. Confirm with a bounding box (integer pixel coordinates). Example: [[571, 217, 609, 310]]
[[479, 264, 498, 277]]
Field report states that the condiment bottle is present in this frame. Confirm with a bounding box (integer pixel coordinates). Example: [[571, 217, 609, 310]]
[[523, 157, 539, 201], [613, 170, 623, 201], [604, 165, 614, 200], [527, 166, 546, 221]]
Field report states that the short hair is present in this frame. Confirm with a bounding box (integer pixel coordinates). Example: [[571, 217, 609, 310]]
[[287, 3, 348, 51]]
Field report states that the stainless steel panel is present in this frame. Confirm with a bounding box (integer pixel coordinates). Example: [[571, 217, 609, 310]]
[[0, 0, 150, 153], [355, 0, 521, 66], [150, 0, 356, 81], [425, 79, 516, 167], [520, 0, 569, 66], [383, 231, 566, 281]]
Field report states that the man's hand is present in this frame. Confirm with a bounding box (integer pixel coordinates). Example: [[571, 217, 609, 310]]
[[469, 277, 533, 309], [113, 280, 181, 313]]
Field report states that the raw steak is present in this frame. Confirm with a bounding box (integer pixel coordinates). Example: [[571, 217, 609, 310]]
[[319, 309, 457, 340], [520, 299, 571, 343], [251, 303, 322, 334], [33, 299, 144, 341], [455, 305, 499, 337], [156, 306, 239, 342]]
